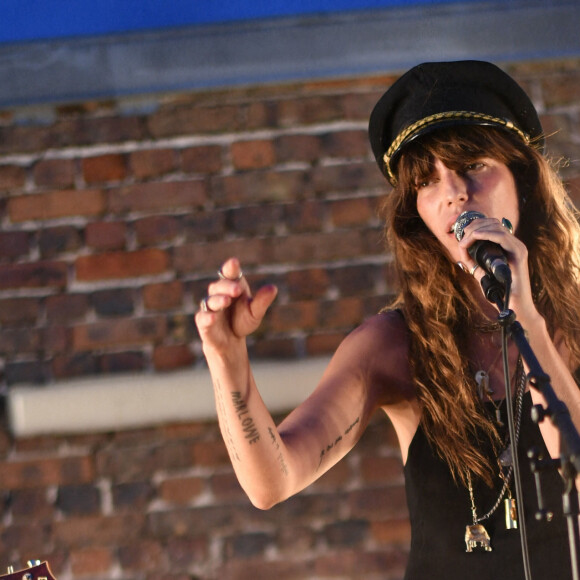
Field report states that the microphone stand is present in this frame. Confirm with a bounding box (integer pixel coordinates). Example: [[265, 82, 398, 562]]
[[482, 274, 580, 580]]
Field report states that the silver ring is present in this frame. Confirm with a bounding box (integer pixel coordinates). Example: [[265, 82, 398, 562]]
[[218, 268, 243, 281], [200, 297, 213, 313], [501, 217, 514, 234], [469, 264, 480, 276]]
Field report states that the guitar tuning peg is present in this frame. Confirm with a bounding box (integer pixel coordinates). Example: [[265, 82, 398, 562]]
[[7, 567, 14, 574], [27, 560, 41, 567]]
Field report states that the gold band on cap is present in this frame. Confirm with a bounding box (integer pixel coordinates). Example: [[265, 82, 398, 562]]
[[382, 110, 530, 185]]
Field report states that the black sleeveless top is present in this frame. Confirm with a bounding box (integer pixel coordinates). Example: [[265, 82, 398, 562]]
[[403, 392, 573, 580]]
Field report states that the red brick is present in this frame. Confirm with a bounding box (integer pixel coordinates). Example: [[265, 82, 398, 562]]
[[305, 332, 346, 355], [130, 148, 177, 179], [143, 281, 183, 311], [118, 539, 166, 572], [286, 268, 330, 299], [46, 294, 90, 322], [148, 103, 239, 137], [269, 231, 366, 264], [226, 204, 284, 236], [38, 225, 82, 257], [8, 189, 105, 222], [0, 261, 67, 290], [268, 301, 318, 333], [330, 197, 372, 227], [54, 115, 144, 147], [360, 455, 405, 484], [348, 485, 409, 520], [165, 535, 209, 569], [85, 221, 127, 250], [191, 440, 230, 467], [250, 337, 298, 358], [231, 140, 276, 170], [243, 100, 279, 130], [72, 316, 166, 351], [0, 297, 40, 326], [33, 158, 76, 188], [210, 472, 246, 501], [173, 238, 268, 274], [52, 352, 99, 379], [275, 134, 321, 163], [53, 514, 145, 548], [322, 129, 369, 158], [0, 231, 30, 259], [0, 164, 26, 192], [370, 518, 412, 546], [283, 200, 325, 232], [153, 344, 195, 371], [542, 70, 580, 108], [82, 153, 127, 183], [108, 180, 206, 213], [0, 455, 94, 490], [100, 351, 146, 373], [319, 297, 363, 328], [210, 170, 305, 206], [311, 161, 384, 194], [134, 215, 182, 246], [159, 476, 204, 504], [278, 95, 343, 126], [181, 145, 222, 174], [70, 546, 115, 576], [96, 439, 193, 482], [10, 487, 56, 521], [75, 248, 168, 281]]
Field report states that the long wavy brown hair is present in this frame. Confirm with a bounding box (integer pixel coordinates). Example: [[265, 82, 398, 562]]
[[383, 125, 580, 487]]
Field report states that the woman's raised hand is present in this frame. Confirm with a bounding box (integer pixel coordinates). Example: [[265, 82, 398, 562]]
[[195, 257, 278, 355]]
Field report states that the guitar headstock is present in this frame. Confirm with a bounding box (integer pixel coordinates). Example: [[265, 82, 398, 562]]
[[0, 561, 55, 580]]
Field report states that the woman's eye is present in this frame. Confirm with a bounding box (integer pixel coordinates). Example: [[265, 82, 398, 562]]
[[415, 177, 433, 189], [465, 162, 485, 172]]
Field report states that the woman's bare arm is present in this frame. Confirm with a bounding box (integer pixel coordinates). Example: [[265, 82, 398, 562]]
[[196, 258, 412, 509]]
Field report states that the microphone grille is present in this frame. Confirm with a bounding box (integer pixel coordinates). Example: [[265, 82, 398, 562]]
[[453, 211, 486, 242]]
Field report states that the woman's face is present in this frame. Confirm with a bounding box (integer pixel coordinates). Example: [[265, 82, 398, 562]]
[[415, 156, 520, 264]]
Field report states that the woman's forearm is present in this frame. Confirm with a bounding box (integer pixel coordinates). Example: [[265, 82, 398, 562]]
[[204, 341, 296, 509]]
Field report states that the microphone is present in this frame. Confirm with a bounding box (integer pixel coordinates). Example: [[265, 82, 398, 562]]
[[452, 211, 512, 286]]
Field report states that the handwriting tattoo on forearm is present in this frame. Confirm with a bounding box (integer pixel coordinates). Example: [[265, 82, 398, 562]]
[[214, 380, 240, 462], [268, 427, 289, 476], [317, 416, 360, 470], [231, 391, 260, 444]]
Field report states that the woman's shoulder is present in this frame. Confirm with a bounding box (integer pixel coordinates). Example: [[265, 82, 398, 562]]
[[340, 309, 415, 403], [349, 309, 409, 346]]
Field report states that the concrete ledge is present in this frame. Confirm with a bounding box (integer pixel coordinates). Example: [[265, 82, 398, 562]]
[[1, 1, 579, 108], [6, 357, 331, 437]]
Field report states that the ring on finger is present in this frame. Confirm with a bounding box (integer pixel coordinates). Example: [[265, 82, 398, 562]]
[[501, 217, 514, 234], [200, 296, 214, 313], [218, 267, 243, 281], [469, 264, 480, 276]]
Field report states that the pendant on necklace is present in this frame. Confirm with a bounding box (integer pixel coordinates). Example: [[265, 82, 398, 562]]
[[499, 445, 512, 468], [505, 497, 518, 529], [465, 524, 492, 552], [475, 370, 490, 399]]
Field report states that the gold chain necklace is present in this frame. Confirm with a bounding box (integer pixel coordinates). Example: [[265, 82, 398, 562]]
[[465, 356, 525, 553]]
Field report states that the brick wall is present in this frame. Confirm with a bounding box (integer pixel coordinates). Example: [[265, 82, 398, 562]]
[[0, 57, 579, 578]]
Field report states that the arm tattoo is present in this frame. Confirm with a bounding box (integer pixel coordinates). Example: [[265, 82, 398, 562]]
[[214, 379, 240, 462], [268, 427, 289, 476], [231, 391, 261, 444], [317, 416, 360, 470]]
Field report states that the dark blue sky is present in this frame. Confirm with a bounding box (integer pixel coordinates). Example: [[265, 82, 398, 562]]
[[2, 0, 482, 44]]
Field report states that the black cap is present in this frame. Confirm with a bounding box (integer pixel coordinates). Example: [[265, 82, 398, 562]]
[[369, 60, 544, 185]]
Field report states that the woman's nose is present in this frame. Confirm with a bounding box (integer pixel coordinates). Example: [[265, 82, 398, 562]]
[[441, 167, 467, 203]]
